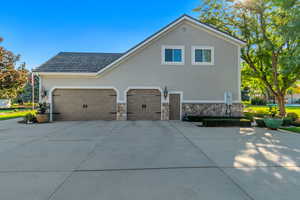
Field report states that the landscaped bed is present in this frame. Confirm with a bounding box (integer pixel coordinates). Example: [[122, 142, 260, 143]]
[[243, 104, 300, 130], [244, 105, 300, 117]]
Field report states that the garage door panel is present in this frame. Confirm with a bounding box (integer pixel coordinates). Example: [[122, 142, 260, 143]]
[[53, 89, 116, 121], [127, 89, 161, 120]]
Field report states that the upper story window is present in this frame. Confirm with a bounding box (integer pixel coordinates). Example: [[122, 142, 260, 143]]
[[192, 46, 214, 65], [162, 45, 185, 65]]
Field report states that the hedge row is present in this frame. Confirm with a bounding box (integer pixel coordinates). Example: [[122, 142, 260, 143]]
[[185, 116, 243, 122], [202, 118, 251, 127]]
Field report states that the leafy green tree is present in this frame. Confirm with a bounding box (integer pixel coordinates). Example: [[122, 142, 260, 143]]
[[194, 0, 300, 116], [0, 38, 28, 99], [242, 65, 275, 102], [15, 74, 39, 104], [241, 65, 265, 97]]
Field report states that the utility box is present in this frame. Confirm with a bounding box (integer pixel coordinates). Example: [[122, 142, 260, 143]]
[[224, 92, 233, 105]]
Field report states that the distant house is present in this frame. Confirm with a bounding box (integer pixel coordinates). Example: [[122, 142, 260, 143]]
[[287, 94, 300, 104], [0, 99, 11, 108], [34, 15, 246, 121]]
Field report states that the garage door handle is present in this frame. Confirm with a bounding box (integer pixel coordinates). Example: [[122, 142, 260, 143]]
[[110, 112, 117, 114], [156, 112, 161, 114]]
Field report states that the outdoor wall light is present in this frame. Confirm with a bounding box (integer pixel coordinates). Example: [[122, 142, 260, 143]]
[[163, 86, 168, 99], [43, 90, 48, 98]]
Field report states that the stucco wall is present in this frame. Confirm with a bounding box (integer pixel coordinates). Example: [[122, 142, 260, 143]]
[[41, 20, 240, 103]]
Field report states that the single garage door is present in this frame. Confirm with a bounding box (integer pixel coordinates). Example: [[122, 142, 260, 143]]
[[52, 89, 117, 121], [127, 89, 161, 120]]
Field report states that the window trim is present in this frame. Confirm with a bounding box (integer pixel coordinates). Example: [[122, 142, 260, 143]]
[[191, 46, 214, 66], [161, 45, 185, 65]]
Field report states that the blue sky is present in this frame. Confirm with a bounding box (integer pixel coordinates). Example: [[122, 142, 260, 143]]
[[0, 0, 200, 70]]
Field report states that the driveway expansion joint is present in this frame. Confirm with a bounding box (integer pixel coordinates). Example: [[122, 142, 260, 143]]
[[168, 122, 256, 200], [46, 122, 120, 200]]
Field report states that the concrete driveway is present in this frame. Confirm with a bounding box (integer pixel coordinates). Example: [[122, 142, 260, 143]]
[[0, 119, 299, 200]]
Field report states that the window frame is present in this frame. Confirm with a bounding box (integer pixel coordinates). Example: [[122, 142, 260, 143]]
[[191, 46, 214, 66], [161, 45, 185, 65]]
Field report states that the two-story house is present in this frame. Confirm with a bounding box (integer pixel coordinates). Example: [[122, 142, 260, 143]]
[[34, 15, 246, 121]]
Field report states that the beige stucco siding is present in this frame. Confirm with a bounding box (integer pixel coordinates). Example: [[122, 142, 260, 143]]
[[41, 21, 240, 103]]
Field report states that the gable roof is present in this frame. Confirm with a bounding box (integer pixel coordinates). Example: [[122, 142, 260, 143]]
[[122, 14, 246, 55], [35, 14, 246, 75], [34, 52, 123, 73]]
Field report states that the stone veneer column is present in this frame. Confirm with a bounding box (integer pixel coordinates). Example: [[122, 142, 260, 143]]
[[117, 103, 127, 120], [161, 103, 169, 120]]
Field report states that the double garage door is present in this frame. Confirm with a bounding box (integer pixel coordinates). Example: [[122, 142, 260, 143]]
[[52, 89, 117, 121], [52, 89, 162, 121]]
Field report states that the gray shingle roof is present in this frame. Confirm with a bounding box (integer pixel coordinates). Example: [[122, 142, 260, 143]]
[[34, 52, 124, 73]]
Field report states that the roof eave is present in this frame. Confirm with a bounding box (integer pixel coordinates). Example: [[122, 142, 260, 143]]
[[35, 72, 97, 76]]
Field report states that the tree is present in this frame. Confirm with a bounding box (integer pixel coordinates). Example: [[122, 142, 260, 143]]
[[0, 38, 28, 99], [194, 0, 300, 116], [241, 65, 266, 97], [15, 74, 39, 104], [242, 65, 275, 102]]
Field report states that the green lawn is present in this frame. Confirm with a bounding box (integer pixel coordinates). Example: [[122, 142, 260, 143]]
[[0, 108, 31, 114], [281, 127, 300, 134], [244, 105, 300, 116], [0, 110, 36, 121]]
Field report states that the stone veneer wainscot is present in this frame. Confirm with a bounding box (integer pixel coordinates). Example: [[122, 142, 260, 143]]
[[182, 103, 243, 117]]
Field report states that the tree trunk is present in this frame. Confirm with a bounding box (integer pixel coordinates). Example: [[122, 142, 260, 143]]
[[276, 94, 286, 117]]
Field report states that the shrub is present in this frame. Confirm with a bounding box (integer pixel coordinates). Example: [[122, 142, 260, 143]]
[[244, 112, 254, 122], [253, 110, 268, 118], [242, 101, 251, 106], [185, 116, 243, 122], [37, 103, 49, 114], [24, 112, 36, 123], [282, 117, 293, 127], [251, 97, 267, 105], [267, 106, 279, 118], [202, 118, 251, 127], [255, 118, 266, 127], [291, 121, 300, 126], [286, 112, 298, 121]]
